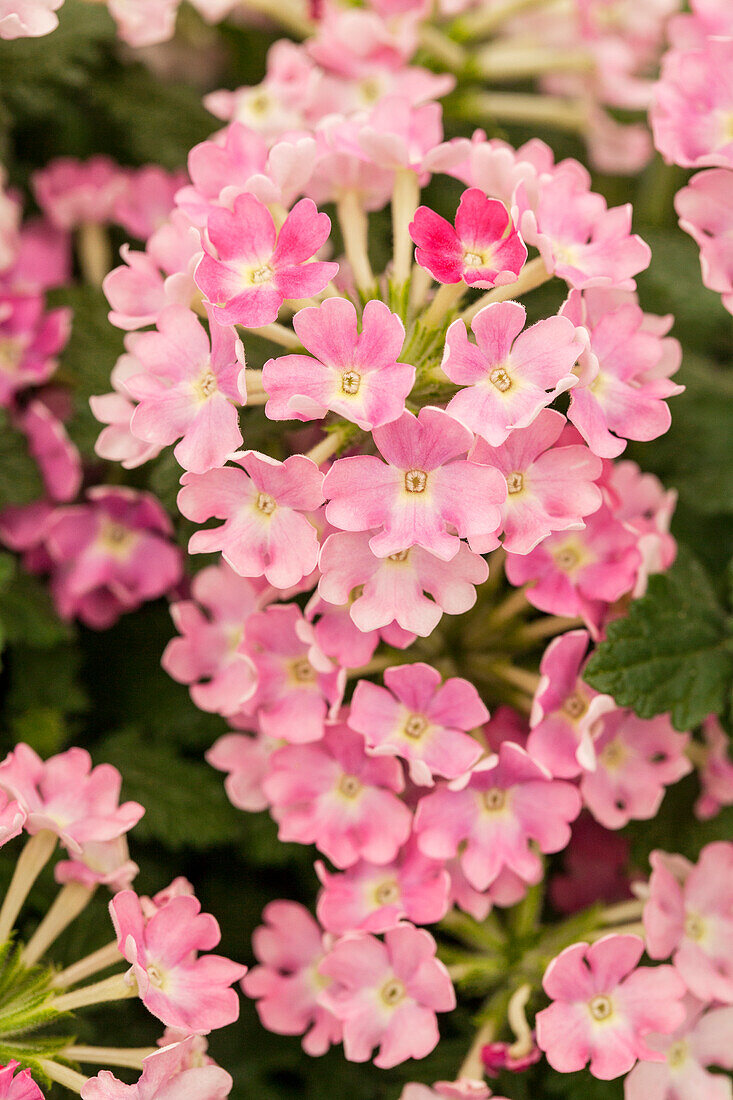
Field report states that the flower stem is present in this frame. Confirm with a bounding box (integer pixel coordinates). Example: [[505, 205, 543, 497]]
[[458, 1019, 495, 1080], [51, 970, 137, 1013], [238, 0, 313, 37], [392, 168, 420, 287], [62, 1045, 157, 1069], [38, 1060, 88, 1094], [489, 661, 541, 697], [453, 0, 556, 40], [589, 921, 645, 942], [487, 585, 531, 631], [461, 257, 552, 324], [0, 830, 57, 946], [337, 191, 375, 294], [22, 882, 96, 968], [598, 899, 645, 926], [476, 42, 593, 82], [248, 322, 302, 350], [507, 983, 534, 1058], [457, 91, 588, 135], [510, 614, 584, 646], [418, 25, 466, 73], [53, 939, 123, 989], [305, 424, 353, 467], [77, 222, 112, 286], [421, 281, 467, 328]]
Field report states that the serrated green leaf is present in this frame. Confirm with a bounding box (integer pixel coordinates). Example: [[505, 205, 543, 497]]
[[584, 548, 733, 730]]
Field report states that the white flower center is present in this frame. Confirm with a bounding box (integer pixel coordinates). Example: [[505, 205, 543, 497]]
[[338, 774, 362, 799], [684, 912, 706, 942], [146, 963, 165, 988], [463, 250, 485, 267], [255, 491, 277, 515], [250, 263, 273, 285], [341, 370, 361, 395], [403, 714, 429, 740], [588, 995, 613, 1021], [489, 366, 512, 392], [375, 880, 400, 906], [195, 367, 218, 400], [405, 469, 427, 493], [482, 787, 506, 812], [380, 978, 405, 1007]]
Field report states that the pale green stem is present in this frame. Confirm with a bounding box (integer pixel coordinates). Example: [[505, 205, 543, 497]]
[[51, 971, 137, 1013], [490, 661, 541, 697], [458, 1019, 495, 1080], [53, 940, 123, 989], [461, 257, 552, 325], [476, 41, 594, 82], [454, 0, 558, 39], [22, 882, 96, 968], [337, 191, 375, 293], [245, 368, 265, 395], [346, 654, 398, 681], [511, 614, 584, 645], [507, 983, 534, 1059], [306, 425, 352, 468], [589, 921, 645, 942], [418, 25, 466, 73], [62, 1045, 157, 1069], [460, 91, 588, 135], [0, 830, 57, 946], [237, 0, 313, 37], [391, 169, 420, 287], [599, 899, 645, 926], [421, 281, 467, 329], [487, 584, 531, 631], [248, 322, 301, 350], [37, 1060, 87, 1094], [77, 222, 112, 286], [408, 264, 434, 316]]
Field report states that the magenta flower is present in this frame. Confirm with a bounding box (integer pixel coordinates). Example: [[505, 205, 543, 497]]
[[323, 406, 506, 560], [179, 450, 324, 589], [694, 715, 733, 821], [442, 302, 582, 448], [580, 711, 691, 829], [124, 305, 246, 473], [0, 1062, 43, 1100], [318, 530, 488, 637], [527, 628, 615, 778], [263, 297, 414, 430], [651, 39, 733, 169], [319, 924, 455, 1068], [472, 409, 603, 555], [676, 168, 733, 314], [414, 741, 581, 891], [644, 842, 733, 1004], [110, 888, 247, 1034], [195, 194, 338, 327], [81, 1037, 233, 1099], [243, 900, 342, 1056], [206, 728, 281, 813], [0, 744, 143, 854], [536, 934, 687, 1079], [348, 662, 487, 785], [0, 293, 70, 405], [315, 838, 451, 935], [549, 814, 631, 915], [264, 722, 411, 868], [161, 563, 260, 717], [410, 188, 526, 288]]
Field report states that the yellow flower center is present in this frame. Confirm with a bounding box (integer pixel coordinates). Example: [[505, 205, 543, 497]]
[[255, 491, 277, 515], [388, 550, 410, 562], [404, 469, 427, 493], [482, 787, 506, 812], [290, 658, 316, 683], [375, 880, 400, 906], [588, 995, 613, 1021], [403, 714, 429, 740], [250, 263, 273, 285], [380, 978, 405, 1007], [562, 691, 588, 720], [489, 366, 512, 392], [338, 774, 362, 799], [341, 370, 361, 395], [506, 471, 524, 494]]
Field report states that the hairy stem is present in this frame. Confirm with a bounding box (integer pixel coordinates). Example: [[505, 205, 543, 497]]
[[0, 830, 57, 946], [22, 882, 96, 968]]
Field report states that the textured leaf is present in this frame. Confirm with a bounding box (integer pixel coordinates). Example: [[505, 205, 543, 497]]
[[585, 548, 733, 730]]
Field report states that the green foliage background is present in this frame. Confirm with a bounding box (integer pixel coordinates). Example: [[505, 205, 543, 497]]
[[0, 4, 731, 1097]]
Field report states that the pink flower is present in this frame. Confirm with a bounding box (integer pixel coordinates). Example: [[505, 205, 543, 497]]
[[355, 97, 468, 176], [527, 628, 615, 777], [442, 302, 582, 448], [644, 843, 733, 1004], [113, 166, 187, 241], [46, 487, 182, 629], [319, 924, 455, 1068], [536, 934, 687, 1079], [106, 0, 180, 49], [348, 662, 487, 785], [195, 194, 338, 327], [81, 1037, 233, 1099], [624, 996, 733, 1100], [472, 410, 603, 554], [0, 744, 143, 854], [0, 1062, 43, 1099], [18, 399, 82, 503], [33, 156, 126, 229], [90, 353, 163, 470], [206, 727, 280, 813], [242, 900, 342, 1056], [263, 297, 414, 430], [55, 836, 138, 893], [110, 889, 247, 1033], [0, 0, 62, 39], [179, 451, 324, 589], [318, 530, 488, 637], [323, 406, 506, 560], [0, 790, 25, 849], [549, 814, 631, 915], [675, 168, 733, 314], [580, 711, 691, 829], [694, 715, 733, 820], [414, 741, 582, 891], [604, 458, 677, 598], [306, 590, 414, 669], [124, 305, 246, 473], [481, 1041, 541, 1078], [315, 838, 451, 934], [161, 563, 260, 717], [560, 289, 683, 458], [0, 294, 70, 405], [401, 1083, 495, 1100], [263, 721, 411, 868], [651, 39, 733, 169], [409, 188, 526, 288]]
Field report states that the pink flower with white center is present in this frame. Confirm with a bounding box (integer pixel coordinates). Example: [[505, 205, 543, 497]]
[[518, 171, 651, 290], [110, 889, 246, 1034], [318, 924, 456, 1068], [0, 0, 62, 39], [348, 662, 487, 786], [81, 1037, 233, 1099], [206, 728, 281, 813], [90, 352, 163, 470], [527, 629, 615, 778], [549, 813, 631, 915], [306, 591, 414, 669], [560, 289, 683, 458], [0, 791, 25, 849], [0, 1062, 43, 1099], [263, 297, 414, 430], [580, 711, 691, 829], [652, 39, 733, 169], [323, 406, 506, 561], [504, 504, 642, 627], [409, 188, 526, 289], [124, 305, 246, 473], [242, 900, 342, 1056], [237, 603, 342, 744], [355, 97, 469, 177], [264, 722, 411, 868], [536, 934, 687, 1079], [315, 838, 451, 934], [442, 302, 582, 449], [624, 996, 733, 1100], [694, 715, 733, 820], [33, 157, 126, 230], [472, 410, 603, 555], [414, 741, 582, 892], [401, 1083, 495, 1100], [0, 294, 70, 405], [318, 530, 488, 637], [644, 843, 733, 1004], [113, 166, 187, 241], [194, 194, 338, 328], [161, 563, 260, 717], [0, 744, 143, 854], [46, 487, 183, 630], [178, 451, 324, 589], [676, 168, 733, 314], [55, 836, 138, 893], [604, 459, 677, 598]]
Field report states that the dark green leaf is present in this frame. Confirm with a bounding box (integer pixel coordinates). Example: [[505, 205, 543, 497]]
[[0, 573, 71, 649], [0, 410, 44, 508]]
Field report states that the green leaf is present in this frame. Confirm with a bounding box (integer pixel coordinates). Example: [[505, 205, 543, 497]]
[[0, 574, 71, 650], [0, 411, 44, 509], [584, 547, 733, 730]]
